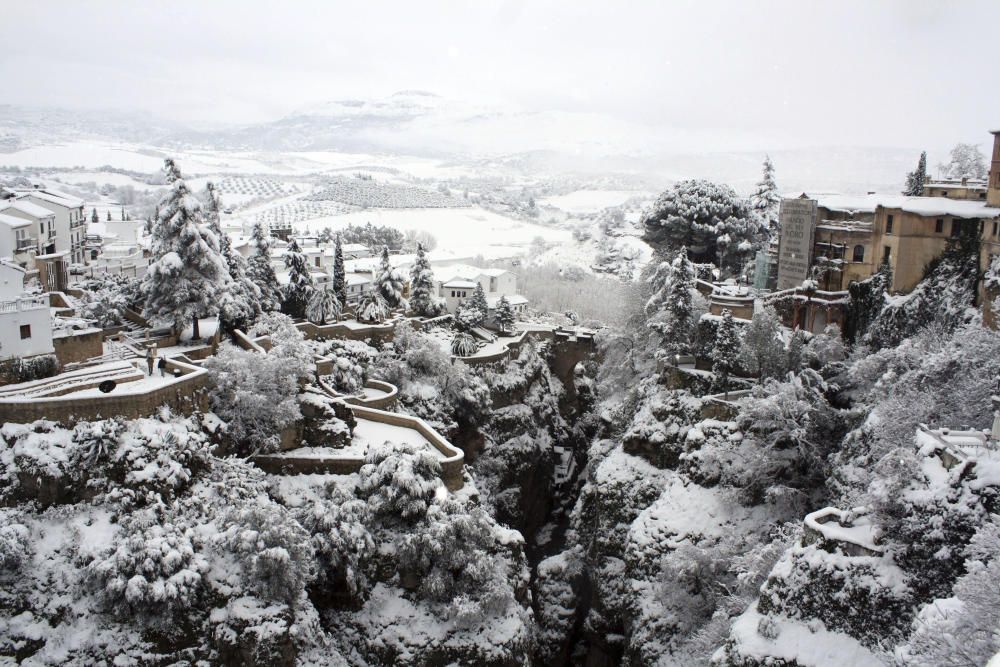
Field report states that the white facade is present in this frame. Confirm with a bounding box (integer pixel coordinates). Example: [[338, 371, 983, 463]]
[[0, 199, 56, 256], [0, 213, 35, 267], [17, 189, 88, 266], [435, 265, 525, 316], [0, 262, 53, 361]]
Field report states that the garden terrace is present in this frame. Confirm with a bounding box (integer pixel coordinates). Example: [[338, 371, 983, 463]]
[[253, 403, 465, 491]]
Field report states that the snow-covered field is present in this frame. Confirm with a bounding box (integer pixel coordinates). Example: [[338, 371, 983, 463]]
[[541, 189, 649, 214]]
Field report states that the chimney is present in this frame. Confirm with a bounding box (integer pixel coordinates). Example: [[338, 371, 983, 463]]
[[989, 130, 1000, 208]]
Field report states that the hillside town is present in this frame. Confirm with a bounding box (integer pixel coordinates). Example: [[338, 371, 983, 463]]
[[2, 3, 1000, 666]]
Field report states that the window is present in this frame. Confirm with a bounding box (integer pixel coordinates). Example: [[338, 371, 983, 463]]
[[935, 218, 944, 233], [951, 220, 961, 238], [19, 325, 31, 339], [450, 290, 455, 297], [490, 277, 497, 291], [885, 215, 894, 234], [852, 245, 865, 262], [994, 221, 998, 238], [883, 246, 891, 263], [314, 257, 321, 267]]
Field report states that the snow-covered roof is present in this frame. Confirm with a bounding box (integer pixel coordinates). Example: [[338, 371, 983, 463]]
[[0, 213, 31, 229], [0, 199, 56, 219], [342, 243, 369, 252], [437, 263, 510, 283], [19, 189, 84, 208], [487, 294, 528, 307], [346, 273, 371, 286], [443, 279, 478, 289], [810, 193, 1000, 219]]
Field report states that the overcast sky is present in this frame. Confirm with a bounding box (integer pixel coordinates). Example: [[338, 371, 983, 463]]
[[1, 0, 997, 151]]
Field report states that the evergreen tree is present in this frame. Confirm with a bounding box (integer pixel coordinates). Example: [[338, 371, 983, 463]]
[[281, 238, 314, 319], [647, 247, 696, 355], [739, 305, 786, 380], [408, 242, 437, 316], [904, 151, 927, 196], [750, 155, 781, 238], [332, 234, 347, 307], [469, 283, 489, 321], [786, 328, 806, 372], [207, 182, 261, 332], [106, 210, 111, 221], [91, 207, 98, 223], [711, 309, 741, 390], [374, 245, 406, 309], [306, 286, 342, 325], [121, 207, 126, 221], [455, 300, 484, 331], [142, 158, 230, 339], [246, 222, 282, 312], [494, 295, 515, 333]]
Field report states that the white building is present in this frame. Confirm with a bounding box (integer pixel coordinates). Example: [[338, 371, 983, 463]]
[[0, 198, 58, 257], [14, 188, 88, 265], [436, 265, 527, 320], [0, 261, 53, 362], [0, 213, 36, 268]]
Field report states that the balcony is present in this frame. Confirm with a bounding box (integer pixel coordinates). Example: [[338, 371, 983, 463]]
[[70, 218, 87, 229], [15, 239, 36, 251], [47, 230, 57, 239], [0, 295, 48, 314]]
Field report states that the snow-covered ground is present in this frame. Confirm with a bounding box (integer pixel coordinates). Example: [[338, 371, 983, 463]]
[[540, 189, 649, 214]]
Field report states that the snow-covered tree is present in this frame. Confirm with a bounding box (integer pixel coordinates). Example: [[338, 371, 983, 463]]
[[904, 151, 927, 196], [356, 292, 389, 323], [646, 247, 696, 355], [306, 286, 341, 325], [206, 182, 261, 332], [494, 295, 515, 333], [142, 158, 230, 339], [246, 222, 282, 312], [91, 207, 98, 223], [297, 486, 374, 601], [711, 309, 741, 388], [642, 180, 765, 275], [408, 242, 439, 317], [332, 233, 347, 307], [455, 299, 485, 331], [740, 305, 785, 380], [451, 332, 479, 357], [354, 443, 442, 523], [374, 246, 406, 309], [281, 238, 314, 319], [750, 155, 781, 238], [938, 142, 987, 180], [469, 283, 489, 319], [786, 328, 806, 372]]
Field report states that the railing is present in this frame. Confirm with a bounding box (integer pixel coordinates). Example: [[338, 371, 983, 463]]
[[0, 296, 48, 313], [15, 239, 36, 251]]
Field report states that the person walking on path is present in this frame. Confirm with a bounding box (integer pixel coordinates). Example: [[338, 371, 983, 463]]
[[145, 345, 156, 376], [158, 357, 167, 377]]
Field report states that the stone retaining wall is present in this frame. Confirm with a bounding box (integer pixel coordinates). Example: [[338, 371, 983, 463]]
[[53, 329, 104, 366], [343, 379, 398, 410], [0, 358, 209, 425]]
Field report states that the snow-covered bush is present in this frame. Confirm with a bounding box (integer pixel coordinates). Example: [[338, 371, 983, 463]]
[[533, 546, 585, 665], [298, 486, 374, 604], [355, 443, 443, 524], [355, 292, 389, 323], [205, 342, 310, 456], [0, 510, 31, 571], [214, 502, 315, 605], [398, 499, 523, 625], [87, 513, 208, 626]]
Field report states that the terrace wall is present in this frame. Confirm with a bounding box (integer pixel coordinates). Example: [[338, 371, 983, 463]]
[[52, 328, 103, 366]]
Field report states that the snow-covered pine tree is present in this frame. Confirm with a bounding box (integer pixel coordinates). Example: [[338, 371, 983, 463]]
[[495, 295, 515, 333], [306, 286, 342, 325], [374, 245, 406, 309], [91, 207, 98, 223], [750, 155, 781, 238], [408, 242, 437, 316], [281, 238, 314, 319], [648, 247, 696, 355], [903, 151, 927, 196], [739, 305, 785, 380], [206, 182, 261, 332], [106, 210, 111, 221], [711, 309, 741, 389], [469, 282, 489, 320], [332, 234, 347, 307], [142, 158, 230, 339], [246, 222, 282, 312]]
